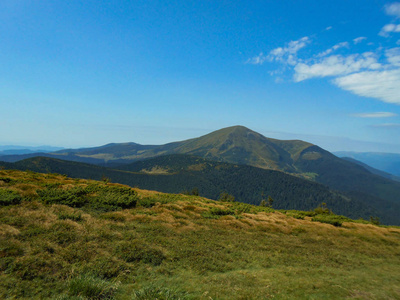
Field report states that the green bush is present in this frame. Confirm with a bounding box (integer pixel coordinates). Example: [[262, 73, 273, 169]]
[[90, 186, 138, 211], [233, 202, 252, 214], [312, 215, 343, 227], [138, 194, 176, 208], [37, 187, 88, 207], [37, 185, 137, 211], [137, 198, 158, 208], [209, 207, 235, 216], [0, 189, 22, 206], [289, 213, 305, 220], [314, 202, 331, 215], [202, 207, 236, 219], [218, 192, 235, 202], [0, 177, 15, 184]]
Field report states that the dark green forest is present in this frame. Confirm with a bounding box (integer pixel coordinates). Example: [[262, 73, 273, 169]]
[[1, 155, 394, 224]]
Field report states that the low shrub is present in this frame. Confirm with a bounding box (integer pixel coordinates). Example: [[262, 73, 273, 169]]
[[137, 198, 158, 208], [37, 187, 88, 207], [312, 215, 343, 227], [137, 194, 174, 208], [202, 207, 236, 219], [209, 207, 235, 216], [89, 186, 138, 211], [37, 185, 138, 212], [0, 189, 22, 206]]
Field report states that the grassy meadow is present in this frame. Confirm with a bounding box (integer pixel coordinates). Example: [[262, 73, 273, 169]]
[[1, 169, 400, 299]]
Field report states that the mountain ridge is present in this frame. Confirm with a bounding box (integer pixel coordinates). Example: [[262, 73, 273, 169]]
[[0, 126, 316, 171], [1, 125, 399, 224]]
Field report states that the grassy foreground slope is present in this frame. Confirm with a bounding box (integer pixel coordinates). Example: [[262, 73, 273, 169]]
[[1, 170, 400, 299]]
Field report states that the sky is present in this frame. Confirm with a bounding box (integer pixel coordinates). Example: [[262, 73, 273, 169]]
[[1, 0, 400, 153]]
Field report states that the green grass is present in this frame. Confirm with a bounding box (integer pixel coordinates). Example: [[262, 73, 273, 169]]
[[1, 169, 400, 299]]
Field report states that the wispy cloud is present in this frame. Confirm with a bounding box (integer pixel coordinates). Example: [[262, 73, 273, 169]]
[[316, 42, 349, 57], [385, 47, 400, 65], [380, 3, 400, 37], [247, 36, 310, 65], [352, 112, 397, 118], [385, 2, 400, 18], [246, 53, 268, 65], [353, 37, 367, 44], [379, 23, 400, 37]]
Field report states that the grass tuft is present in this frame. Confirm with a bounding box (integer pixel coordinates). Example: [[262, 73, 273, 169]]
[[63, 274, 120, 299], [132, 285, 189, 300]]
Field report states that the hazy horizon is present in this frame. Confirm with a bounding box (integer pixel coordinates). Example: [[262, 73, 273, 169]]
[[2, 125, 400, 154]]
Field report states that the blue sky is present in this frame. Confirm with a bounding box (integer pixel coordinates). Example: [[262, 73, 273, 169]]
[[1, 0, 400, 153]]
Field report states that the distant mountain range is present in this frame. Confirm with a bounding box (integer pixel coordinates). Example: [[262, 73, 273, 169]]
[[340, 157, 400, 182], [334, 151, 400, 177], [0, 145, 64, 156], [1, 125, 400, 224]]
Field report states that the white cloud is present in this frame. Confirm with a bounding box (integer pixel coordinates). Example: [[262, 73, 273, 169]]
[[294, 52, 381, 82], [246, 52, 268, 65], [385, 2, 400, 18], [353, 37, 367, 44], [247, 36, 310, 65], [325, 26, 333, 31], [269, 36, 310, 64], [352, 112, 397, 118], [385, 47, 400, 66], [379, 23, 400, 37], [334, 69, 400, 105], [317, 42, 349, 57]]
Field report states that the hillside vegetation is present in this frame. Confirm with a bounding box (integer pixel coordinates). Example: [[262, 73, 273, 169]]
[[0, 155, 387, 224], [1, 169, 400, 299]]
